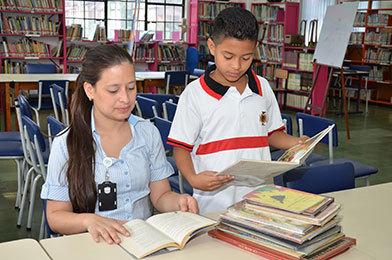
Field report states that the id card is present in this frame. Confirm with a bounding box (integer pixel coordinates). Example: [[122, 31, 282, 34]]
[[98, 181, 117, 211]]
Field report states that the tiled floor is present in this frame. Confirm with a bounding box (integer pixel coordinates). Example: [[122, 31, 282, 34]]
[[0, 104, 391, 242]]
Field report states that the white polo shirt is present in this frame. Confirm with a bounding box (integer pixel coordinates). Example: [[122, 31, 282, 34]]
[[168, 65, 285, 213]]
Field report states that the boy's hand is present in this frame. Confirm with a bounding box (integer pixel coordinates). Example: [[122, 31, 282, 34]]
[[297, 135, 310, 144], [189, 171, 234, 191], [177, 194, 199, 214]]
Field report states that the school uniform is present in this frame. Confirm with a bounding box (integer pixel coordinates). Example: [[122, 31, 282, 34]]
[[41, 112, 173, 221], [168, 65, 285, 214]]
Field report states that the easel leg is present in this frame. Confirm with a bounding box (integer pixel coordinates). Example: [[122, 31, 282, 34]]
[[340, 70, 350, 140]]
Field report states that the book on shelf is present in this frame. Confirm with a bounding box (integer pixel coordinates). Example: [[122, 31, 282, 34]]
[[139, 31, 154, 43], [66, 24, 83, 41], [93, 24, 106, 42], [216, 125, 334, 187], [118, 211, 217, 259], [287, 73, 301, 90]]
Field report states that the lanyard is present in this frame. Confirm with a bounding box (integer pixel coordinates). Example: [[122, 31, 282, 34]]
[[102, 157, 113, 181]]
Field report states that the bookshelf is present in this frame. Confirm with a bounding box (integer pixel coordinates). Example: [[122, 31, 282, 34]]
[[345, 0, 392, 106], [188, 0, 246, 69], [251, 1, 312, 110], [0, 0, 67, 73]]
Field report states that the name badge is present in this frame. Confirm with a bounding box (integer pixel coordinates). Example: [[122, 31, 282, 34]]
[[98, 181, 117, 211]]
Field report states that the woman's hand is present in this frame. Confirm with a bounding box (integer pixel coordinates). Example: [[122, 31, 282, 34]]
[[189, 171, 234, 191], [177, 194, 199, 214], [83, 214, 130, 244]]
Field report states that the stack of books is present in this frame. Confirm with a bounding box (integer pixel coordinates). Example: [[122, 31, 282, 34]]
[[209, 185, 356, 259]]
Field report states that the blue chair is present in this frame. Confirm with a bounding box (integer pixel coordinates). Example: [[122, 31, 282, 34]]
[[49, 83, 69, 125], [281, 113, 293, 135], [152, 117, 193, 195], [138, 93, 178, 118], [193, 68, 205, 77], [186, 47, 199, 75], [25, 63, 57, 74], [164, 71, 188, 94], [284, 162, 355, 194], [162, 101, 177, 122], [19, 115, 49, 235], [47, 116, 66, 149], [136, 96, 161, 119], [152, 117, 173, 154], [296, 112, 378, 186], [0, 131, 21, 142]]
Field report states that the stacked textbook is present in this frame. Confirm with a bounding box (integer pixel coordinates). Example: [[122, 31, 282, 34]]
[[209, 185, 356, 259]]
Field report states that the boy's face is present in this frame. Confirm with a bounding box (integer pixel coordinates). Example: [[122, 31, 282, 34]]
[[207, 37, 256, 85]]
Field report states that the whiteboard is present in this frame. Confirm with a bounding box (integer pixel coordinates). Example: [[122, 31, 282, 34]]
[[313, 2, 359, 68]]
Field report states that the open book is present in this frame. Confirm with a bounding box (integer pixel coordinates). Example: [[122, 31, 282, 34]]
[[217, 125, 334, 187], [119, 211, 217, 258]]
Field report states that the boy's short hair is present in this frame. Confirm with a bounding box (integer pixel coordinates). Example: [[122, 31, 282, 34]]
[[210, 7, 259, 43]]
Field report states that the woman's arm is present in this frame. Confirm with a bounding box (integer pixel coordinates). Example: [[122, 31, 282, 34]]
[[149, 178, 199, 213], [46, 200, 130, 244]]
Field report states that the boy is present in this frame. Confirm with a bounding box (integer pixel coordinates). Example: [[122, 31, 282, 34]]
[[168, 7, 306, 213]]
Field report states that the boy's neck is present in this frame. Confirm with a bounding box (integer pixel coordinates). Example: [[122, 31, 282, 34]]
[[210, 70, 248, 94]]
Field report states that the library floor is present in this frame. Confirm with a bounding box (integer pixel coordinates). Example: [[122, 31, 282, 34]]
[[0, 104, 391, 243]]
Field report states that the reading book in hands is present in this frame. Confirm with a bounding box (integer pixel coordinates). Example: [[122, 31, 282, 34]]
[[217, 125, 335, 187], [119, 211, 217, 258]]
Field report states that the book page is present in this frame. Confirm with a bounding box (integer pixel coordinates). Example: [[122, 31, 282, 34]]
[[120, 219, 175, 258], [278, 125, 334, 163], [217, 160, 299, 187], [146, 212, 217, 247]]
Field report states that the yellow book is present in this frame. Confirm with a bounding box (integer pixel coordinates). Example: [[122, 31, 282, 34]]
[[119, 211, 217, 258], [243, 185, 326, 214]]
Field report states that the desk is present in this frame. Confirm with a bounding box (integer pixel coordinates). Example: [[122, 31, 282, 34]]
[[39, 182, 392, 260], [0, 238, 50, 260], [0, 72, 172, 131]]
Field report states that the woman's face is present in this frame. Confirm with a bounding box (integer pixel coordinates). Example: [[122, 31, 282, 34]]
[[84, 61, 136, 122]]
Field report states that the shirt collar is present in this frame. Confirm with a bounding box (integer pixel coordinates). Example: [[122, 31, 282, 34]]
[[200, 64, 262, 100], [91, 108, 140, 135]]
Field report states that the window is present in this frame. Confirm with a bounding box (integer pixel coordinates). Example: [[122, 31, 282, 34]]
[[65, 0, 184, 41]]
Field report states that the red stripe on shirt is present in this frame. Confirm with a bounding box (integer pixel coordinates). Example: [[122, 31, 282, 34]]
[[196, 136, 269, 155], [200, 75, 223, 100], [167, 138, 194, 152], [252, 70, 263, 96], [268, 125, 286, 136]]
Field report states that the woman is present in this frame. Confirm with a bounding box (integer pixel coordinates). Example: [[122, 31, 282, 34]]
[[41, 45, 198, 244]]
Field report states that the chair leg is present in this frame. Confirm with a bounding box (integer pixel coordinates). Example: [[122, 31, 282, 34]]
[[14, 159, 23, 209], [39, 211, 45, 240], [27, 174, 42, 230], [365, 176, 370, 187], [178, 171, 184, 194], [17, 167, 35, 227]]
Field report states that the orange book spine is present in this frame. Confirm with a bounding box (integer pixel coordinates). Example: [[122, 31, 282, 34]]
[[208, 229, 300, 260]]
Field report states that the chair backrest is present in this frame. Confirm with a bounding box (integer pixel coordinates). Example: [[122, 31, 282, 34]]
[[26, 63, 57, 74], [47, 116, 66, 149], [17, 94, 34, 120], [21, 115, 47, 154], [164, 71, 188, 94], [284, 162, 355, 194], [193, 68, 205, 77], [136, 96, 160, 119], [281, 113, 293, 135], [163, 101, 177, 122], [138, 93, 178, 113], [186, 47, 199, 75], [49, 83, 69, 124], [39, 80, 69, 95], [296, 112, 338, 146], [153, 117, 173, 153]]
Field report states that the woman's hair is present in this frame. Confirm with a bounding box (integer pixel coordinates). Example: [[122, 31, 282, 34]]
[[67, 45, 133, 213]]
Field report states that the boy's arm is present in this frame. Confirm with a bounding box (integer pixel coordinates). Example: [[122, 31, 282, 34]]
[[173, 147, 233, 191], [269, 131, 308, 150]]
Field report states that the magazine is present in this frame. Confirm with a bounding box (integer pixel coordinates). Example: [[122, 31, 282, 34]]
[[216, 125, 334, 187]]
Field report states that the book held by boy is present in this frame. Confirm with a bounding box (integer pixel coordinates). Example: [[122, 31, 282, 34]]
[[119, 211, 217, 258], [217, 125, 335, 187]]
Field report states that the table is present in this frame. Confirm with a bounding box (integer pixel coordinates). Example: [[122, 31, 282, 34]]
[[0, 238, 50, 260], [0, 72, 169, 131], [39, 182, 392, 260]]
